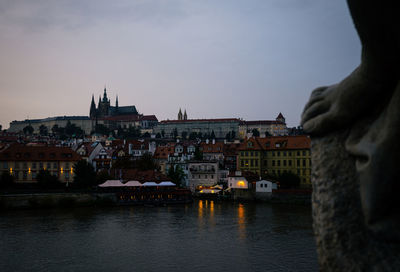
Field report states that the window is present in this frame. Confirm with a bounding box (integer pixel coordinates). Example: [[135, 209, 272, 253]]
[[3, 162, 8, 169], [277, 151, 280, 156], [32, 171, 37, 179], [283, 151, 287, 156], [47, 162, 51, 169], [260, 184, 263, 188], [255, 160, 258, 167], [32, 162, 36, 169], [272, 151, 275, 157], [241, 151, 244, 156], [289, 151, 292, 156], [272, 160, 275, 166], [303, 151, 306, 156], [241, 160, 244, 167], [303, 159, 306, 167], [250, 151, 253, 156], [277, 160, 281, 166], [211, 175, 214, 179], [23, 171, 27, 180], [255, 151, 258, 156], [66, 162, 70, 168], [283, 160, 287, 166], [15, 162, 20, 169], [53, 162, 57, 169], [23, 162, 27, 169], [39, 162, 43, 169], [245, 151, 248, 156], [297, 151, 300, 156], [250, 160, 254, 167], [289, 160, 292, 166], [297, 160, 300, 167], [263, 160, 267, 167]]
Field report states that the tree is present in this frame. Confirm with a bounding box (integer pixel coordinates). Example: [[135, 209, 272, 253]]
[[231, 130, 236, 139], [39, 125, 48, 136], [94, 124, 110, 136], [181, 131, 188, 139], [0, 172, 14, 189], [194, 146, 203, 160], [23, 125, 34, 135], [210, 130, 216, 139], [189, 132, 198, 140], [167, 165, 186, 187], [252, 128, 260, 137], [225, 132, 232, 141], [73, 160, 97, 188], [265, 131, 271, 137], [136, 153, 158, 171], [143, 132, 151, 138], [277, 172, 301, 189], [156, 133, 161, 139], [173, 128, 178, 139], [36, 169, 60, 188], [96, 170, 112, 185], [161, 130, 165, 138]]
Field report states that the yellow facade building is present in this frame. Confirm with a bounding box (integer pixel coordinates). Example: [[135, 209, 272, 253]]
[[0, 144, 81, 184], [237, 135, 311, 187]]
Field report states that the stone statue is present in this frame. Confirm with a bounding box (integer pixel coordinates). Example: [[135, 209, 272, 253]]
[[301, 0, 400, 270]]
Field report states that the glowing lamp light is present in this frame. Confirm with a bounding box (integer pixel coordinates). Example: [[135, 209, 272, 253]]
[[10, 168, 12, 174], [211, 190, 215, 194], [60, 167, 63, 173], [237, 181, 245, 187], [28, 168, 31, 173], [199, 190, 204, 193], [70, 168, 73, 173]]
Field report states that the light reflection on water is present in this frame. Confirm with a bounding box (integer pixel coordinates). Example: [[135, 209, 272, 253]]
[[0, 201, 318, 272]]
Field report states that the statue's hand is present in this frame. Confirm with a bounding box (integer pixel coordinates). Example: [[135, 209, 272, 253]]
[[301, 67, 388, 135], [301, 84, 341, 135]]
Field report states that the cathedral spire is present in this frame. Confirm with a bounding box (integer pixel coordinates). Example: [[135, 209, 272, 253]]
[[116, 95, 119, 109], [103, 86, 108, 102], [90, 94, 97, 119], [183, 109, 187, 120], [178, 108, 183, 120]]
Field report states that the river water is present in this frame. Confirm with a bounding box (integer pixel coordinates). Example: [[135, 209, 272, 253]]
[[0, 200, 318, 272]]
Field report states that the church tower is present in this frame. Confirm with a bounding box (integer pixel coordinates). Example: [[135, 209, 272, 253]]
[[183, 109, 187, 120], [90, 94, 97, 119], [178, 108, 183, 120]]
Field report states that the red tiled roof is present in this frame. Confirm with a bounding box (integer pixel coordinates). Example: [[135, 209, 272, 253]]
[[0, 144, 81, 162], [153, 144, 176, 159], [258, 135, 310, 150], [141, 115, 158, 121], [244, 120, 284, 125], [200, 142, 225, 153]]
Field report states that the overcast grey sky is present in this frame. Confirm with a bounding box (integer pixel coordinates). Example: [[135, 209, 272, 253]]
[[0, 0, 360, 129]]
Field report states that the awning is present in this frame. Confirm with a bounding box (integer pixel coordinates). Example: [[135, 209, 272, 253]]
[[98, 180, 124, 187]]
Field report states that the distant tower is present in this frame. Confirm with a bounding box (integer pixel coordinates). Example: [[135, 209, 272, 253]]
[[115, 95, 119, 113], [276, 112, 286, 124], [178, 108, 183, 120], [183, 109, 187, 120], [90, 94, 97, 119]]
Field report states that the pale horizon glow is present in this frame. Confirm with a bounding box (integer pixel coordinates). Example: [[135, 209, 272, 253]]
[[0, 0, 360, 129]]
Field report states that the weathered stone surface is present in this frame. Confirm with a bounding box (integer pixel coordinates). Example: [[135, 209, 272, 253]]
[[312, 132, 400, 271]]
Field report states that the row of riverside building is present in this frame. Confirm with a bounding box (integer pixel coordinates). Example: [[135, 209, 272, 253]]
[[0, 132, 311, 190]]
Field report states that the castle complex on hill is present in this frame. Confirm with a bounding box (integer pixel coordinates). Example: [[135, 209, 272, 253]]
[[89, 88, 139, 119]]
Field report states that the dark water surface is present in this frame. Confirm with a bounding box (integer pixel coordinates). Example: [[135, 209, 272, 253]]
[[0, 200, 318, 272]]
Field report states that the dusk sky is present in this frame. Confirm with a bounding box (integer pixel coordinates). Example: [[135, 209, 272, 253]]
[[0, 0, 361, 129]]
